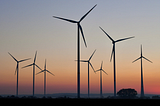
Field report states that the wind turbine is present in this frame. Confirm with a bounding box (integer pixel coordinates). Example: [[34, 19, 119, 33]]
[[36, 59, 55, 97], [22, 51, 42, 97], [53, 4, 97, 98], [132, 45, 152, 98], [8, 52, 31, 97], [95, 61, 108, 98], [78, 49, 96, 98], [99, 26, 134, 98]]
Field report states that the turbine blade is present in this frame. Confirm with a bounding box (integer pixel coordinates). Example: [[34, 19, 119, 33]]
[[35, 64, 42, 71], [89, 49, 96, 61], [36, 70, 44, 75], [80, 60, 88, 62], [143, 56, 153, 63], [132, 57, 141, 63], [15, 66, 17, 75], [19, 58, 31, 62], [115, 36, 135, 43], [101, 61, 103, 69], [141, 45, 142, 56], [110, 45, 114, 62], [95, 69, 101, 72], [75, 60, 87, 62], [22, 64, 33, 68], [102, 69, 108, 75], [78, 24, 87, 47], [47, 70, 55, 76], [15, 64, 18, 75], [79, 4, 97, 22], [89, 62, 95, 72], [99, 27, 114, 42], [44, 59, 46, 70], [34, 51, 37, 63], [53, 16, 78, 23], [8, 52, 18, 62]]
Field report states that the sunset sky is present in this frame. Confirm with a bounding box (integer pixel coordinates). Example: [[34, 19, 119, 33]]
[[0, 0, 160, 96]]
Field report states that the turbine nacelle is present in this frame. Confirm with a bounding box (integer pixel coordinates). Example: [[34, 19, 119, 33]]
[[53, 4, 97, 48], [95, 61, 108, 75], [36, 59, 55, 76], [36, 69, 55, 76], [75, 49, 96, 73], [99, 26, 135, 62], [132, 45, 153, 63], [21, 51, 42, 71], [111, 40, 116, 44], [8, 52, 31, 75]]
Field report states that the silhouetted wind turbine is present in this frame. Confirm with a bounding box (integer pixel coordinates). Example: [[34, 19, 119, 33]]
[[36, 59, 55, 97], [99, 26, 134, 98], [22, 51, 42, 97], [132, 45, 152, 98], [53, 4, 97, 98], [8, 52, 31, 97], [78, 49, 96, 98], [95, 61, 108, 98]]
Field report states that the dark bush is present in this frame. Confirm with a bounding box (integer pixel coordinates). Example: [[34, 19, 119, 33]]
[[117, 88, 137, 98]]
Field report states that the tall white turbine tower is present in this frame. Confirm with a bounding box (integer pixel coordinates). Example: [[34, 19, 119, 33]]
[[22, 51, 42, 97], [8, 52, 31, 97], [53, 5, 97, 98], [95, 61, 108, 98], [99, 27, 134, 98], [78, 49, 96, 98], [36, 59, 55, 97], [132, 45, 152, 97]]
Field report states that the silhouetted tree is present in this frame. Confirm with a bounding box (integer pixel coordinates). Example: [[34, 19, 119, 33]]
[[117, 88, 137, 98]]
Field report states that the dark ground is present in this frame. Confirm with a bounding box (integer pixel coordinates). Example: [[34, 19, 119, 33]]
[[0, 95, 160, 99]]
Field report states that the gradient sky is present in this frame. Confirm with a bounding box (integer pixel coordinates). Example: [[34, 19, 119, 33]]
[[0, 0, 160, 95]]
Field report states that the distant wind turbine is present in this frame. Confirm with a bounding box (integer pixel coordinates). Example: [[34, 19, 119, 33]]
[[77, 49, 96, 98], [22, 51, 42, 97], [99, 26, 134, 98], [8, 52, 31, 97], [53, 4, 97, 98], [95, 61, 108, 98], [132, 45, 152, 98], [36, 59, 55, 97]]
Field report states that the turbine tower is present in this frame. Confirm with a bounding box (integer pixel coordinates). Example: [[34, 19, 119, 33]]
[[132, 45, 152, 98], [95, 61, 108, 98], [36, 59, 55, 97], [78, 49, 96, 98], [8, 52, 31, 97], [99, 26, 134, 98], [53, 5, 97, 98], [22, 51, 42, 97]]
